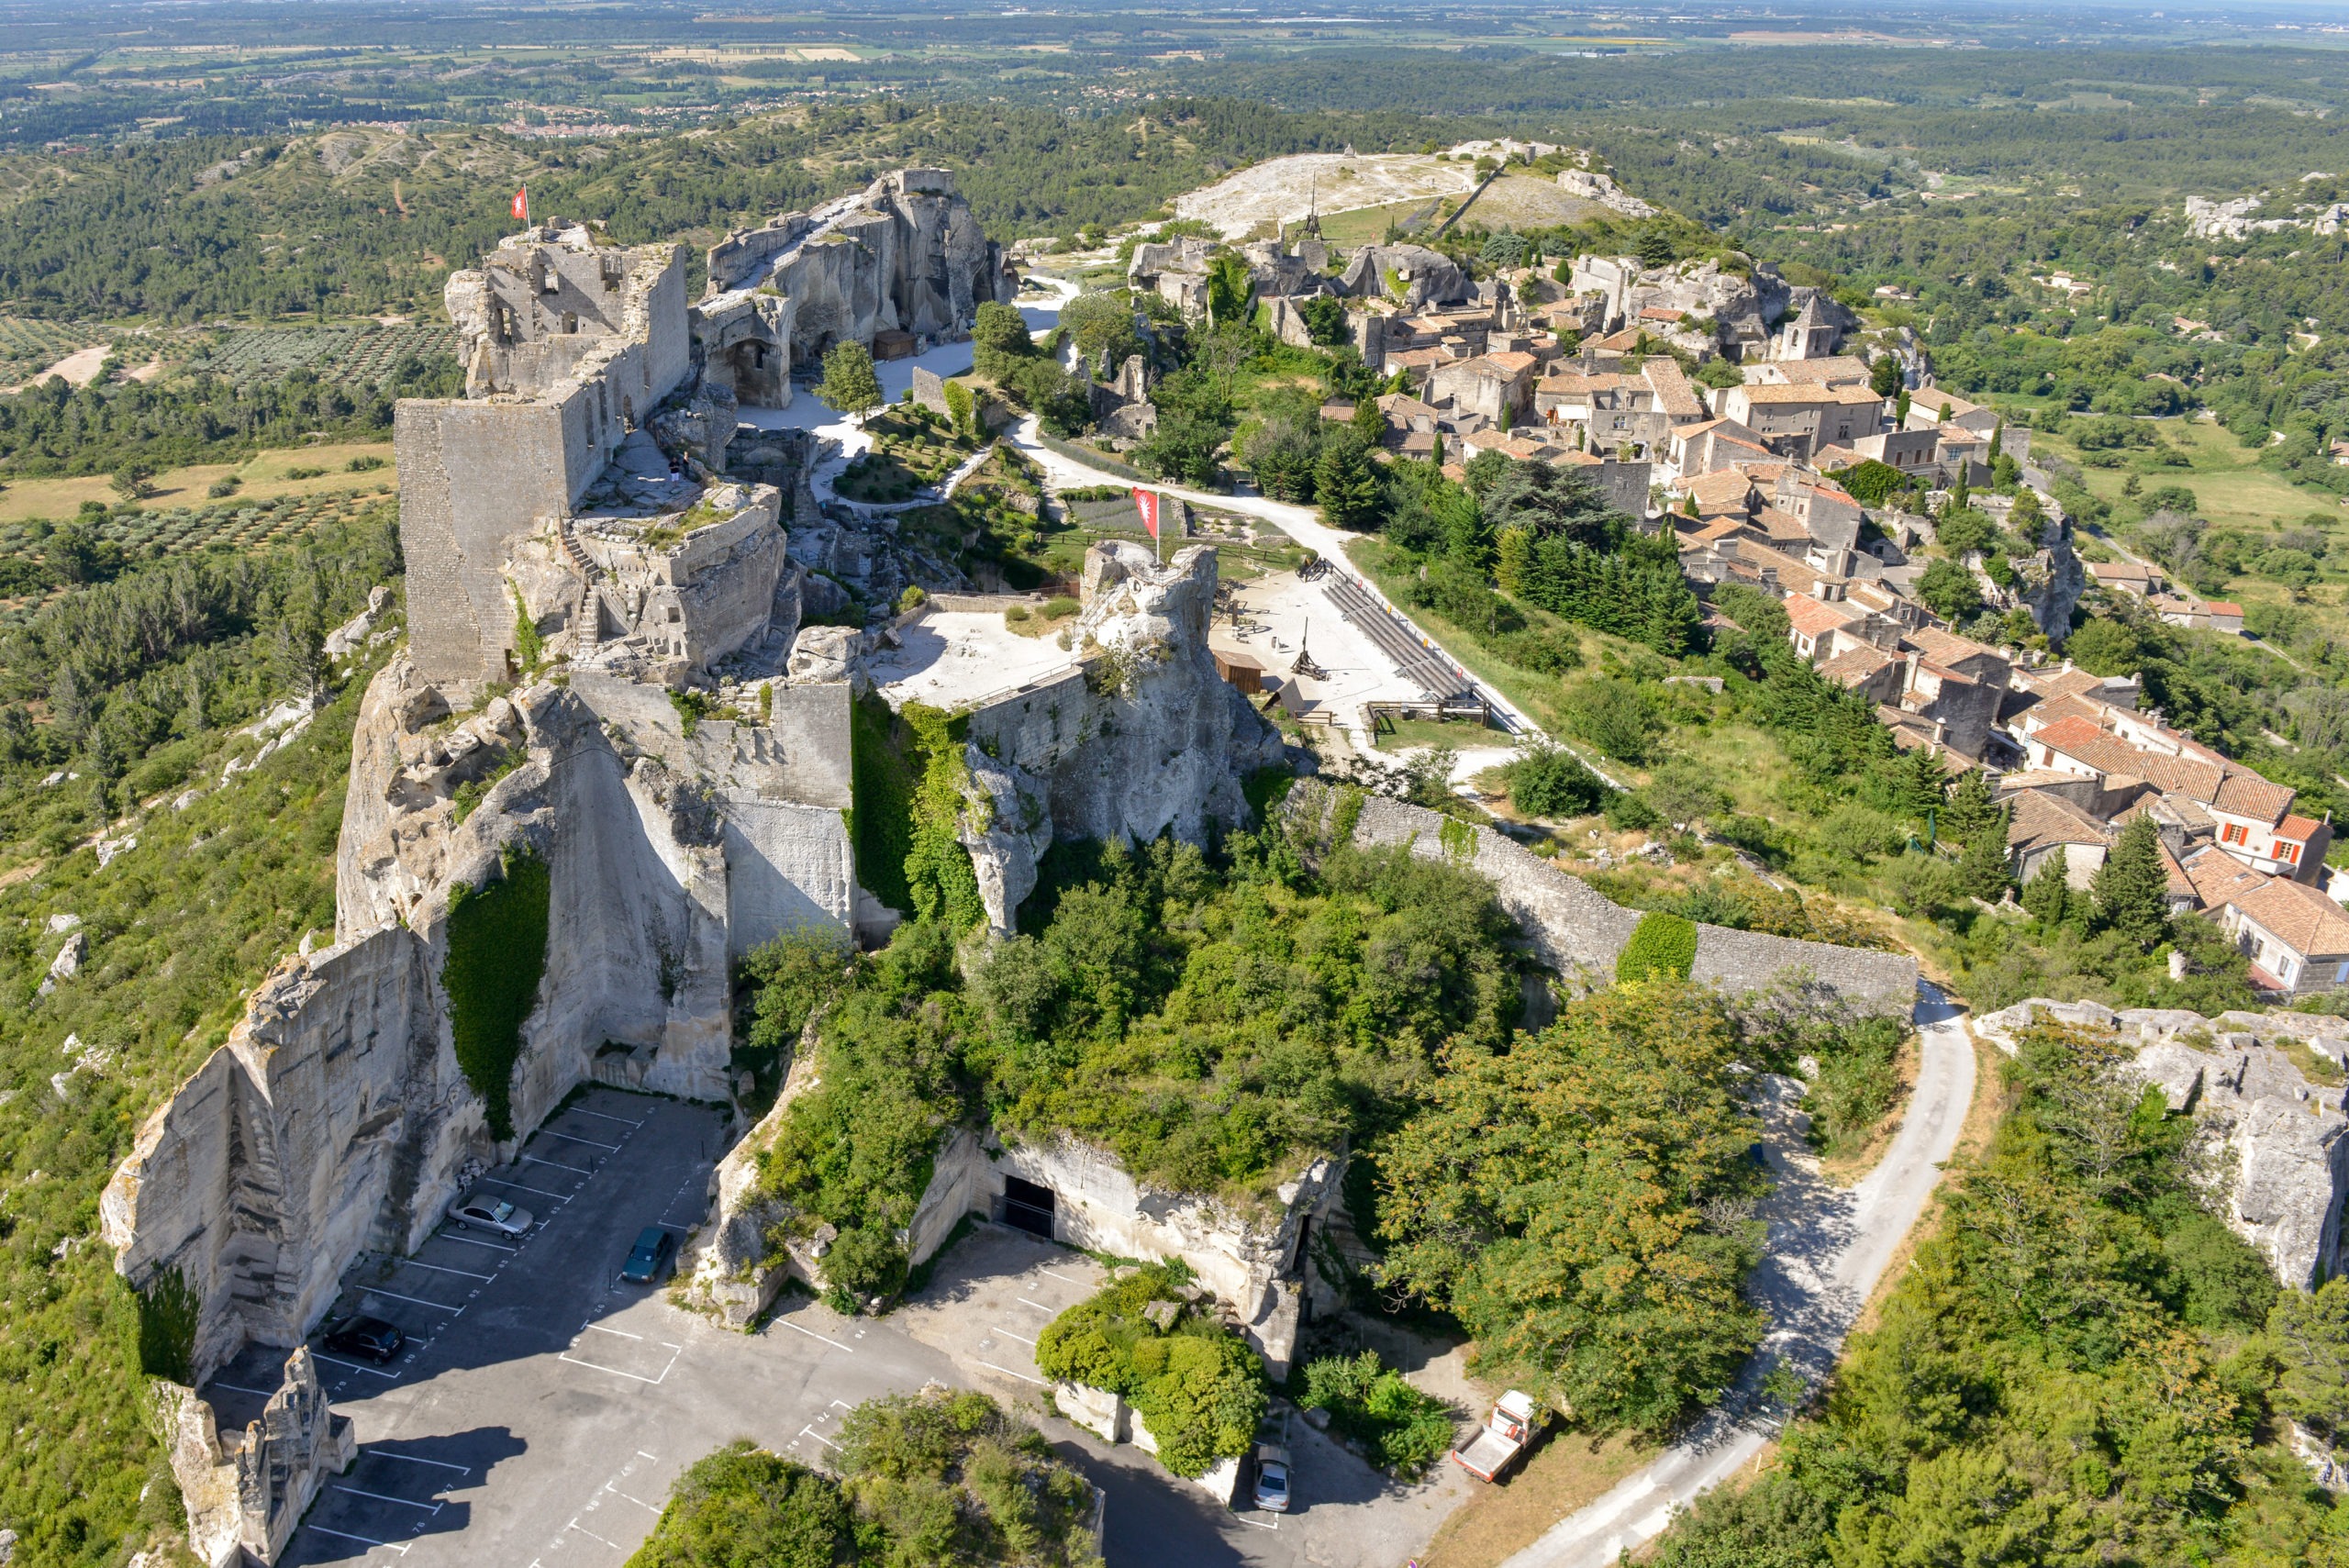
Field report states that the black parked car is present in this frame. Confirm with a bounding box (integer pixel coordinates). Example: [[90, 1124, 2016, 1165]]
[[322, 1315, 405, 1363], [621, 1227, 678, 1284]]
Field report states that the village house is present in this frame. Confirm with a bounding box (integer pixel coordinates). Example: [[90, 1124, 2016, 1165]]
[[2088, 561, 2163, 596], [1532, 358, 1708, 458], [2183, 847, 2349, 997], [1714, 382, 1886, 462], [1429, 350, 1540, 427]]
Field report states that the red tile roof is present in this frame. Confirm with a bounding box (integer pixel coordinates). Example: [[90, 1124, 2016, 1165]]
[[2278, 814, 2325, 843], [1785, 592, 1858, 640]]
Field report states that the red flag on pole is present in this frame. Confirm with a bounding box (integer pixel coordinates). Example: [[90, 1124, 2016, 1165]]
[[1131, 487, 1159, 540], [511, 186, 529, 223]]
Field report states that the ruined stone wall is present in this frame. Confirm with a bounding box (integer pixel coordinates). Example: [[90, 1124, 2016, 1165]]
[[395, 396, 593, 685], [1284, 780, 1920, 1009], [164, 1348, 354, 1568], [708, 214, 816, 295], [100, 925, 476, 1386]]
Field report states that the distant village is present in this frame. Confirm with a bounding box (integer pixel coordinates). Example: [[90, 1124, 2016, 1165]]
[[1118, 161, 2342, 998]]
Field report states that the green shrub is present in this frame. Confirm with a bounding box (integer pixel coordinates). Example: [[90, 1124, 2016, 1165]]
[[1501, 742, 1612, 819], [630, 1392, 1101, 1568], [1618, 910, 1697, 982], [443, 846, 551, 1140], [1004, 604, 1031, 625], [1035, 1263, 1266, 1478], [134, 1264, 201, 1385], [1041, 595, 1081, 620], [1290, 1351, 1456, 1476]]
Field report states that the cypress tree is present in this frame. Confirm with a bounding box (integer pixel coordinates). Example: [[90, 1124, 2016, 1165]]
[[2021, 846, 2072, 927], [1943, 768, 2002, 848], [2093, 816, 2171, 948], [1955, 807, 2013, 900]]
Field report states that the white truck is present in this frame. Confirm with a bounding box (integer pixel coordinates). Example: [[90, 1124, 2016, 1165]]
[[1452, 1390, 1542, 1483]]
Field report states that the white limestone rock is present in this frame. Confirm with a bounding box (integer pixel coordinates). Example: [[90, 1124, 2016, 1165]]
[[955, 541, 1285, 932], [1982, 997, 2349, 1289]]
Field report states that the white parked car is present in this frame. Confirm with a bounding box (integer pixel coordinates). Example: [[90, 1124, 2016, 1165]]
[[449, 1195, 534, 1237]]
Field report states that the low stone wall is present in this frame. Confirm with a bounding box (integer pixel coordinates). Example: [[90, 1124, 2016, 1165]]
[[1976, 998, 2349, 1289], [1283, 780, 1919, 1010]]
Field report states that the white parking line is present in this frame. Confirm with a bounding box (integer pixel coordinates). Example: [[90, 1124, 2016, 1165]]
[[472, 1175, 574, 1202], [1234, 1512, 1280, 1530], [993, 1326, 1037, 1345], [1041, 1269, 1090, 1287], [335, 1483, 441, 1514], [397, 1259, 494, 1282], [305, 1523, 410, 1553], [977, 1360, 1047, 1385], [568, 1518, 623, 1548], [371, 1450, 472, 1476], [437, 1232, 518, 1252], [362, 1286, 464, 1315], [562, 1107, 645, 1127], [1017, 1297, 1056, 1314], [583, 1323, 642, 1340], [210, 1381, 277, 1397], [520, 1154, 594, 1174], [798, 1423, 842, 1451], [559, 1346, 682, 1385], [542, 1131, 622, 1151], [607, 1485, 663, 1511], [314, 1353, 403, 1379], [773, 1315, 855, 1352]]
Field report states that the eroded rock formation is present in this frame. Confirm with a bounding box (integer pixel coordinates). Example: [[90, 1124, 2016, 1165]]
[[1975, 999, 2349, 1289], [959, 542, 1286, 930]]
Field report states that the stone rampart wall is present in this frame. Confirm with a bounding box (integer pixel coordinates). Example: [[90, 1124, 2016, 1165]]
[[1285, 780, 1918, 1009]]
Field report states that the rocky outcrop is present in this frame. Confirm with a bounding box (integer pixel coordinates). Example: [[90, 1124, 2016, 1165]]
[[1336, 243, 1472, 309], [710, 170, 1019, 368], [1975, 999, 2349, 1289], [101, 925, 471, 1386], [956, 542, 1286, 930], [162, 1348, 353, 1568]]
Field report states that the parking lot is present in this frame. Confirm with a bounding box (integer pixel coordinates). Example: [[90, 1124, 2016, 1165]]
[[199, 1088, 1453, 1566]]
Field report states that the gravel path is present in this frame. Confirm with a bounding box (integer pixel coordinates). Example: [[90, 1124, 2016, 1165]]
[[1497, 988, 1976, 1568]]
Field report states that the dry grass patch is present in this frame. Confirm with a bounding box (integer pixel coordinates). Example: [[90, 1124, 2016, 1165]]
[[1419, 1427, 1654, 1568], [0, 440, 395, 523]]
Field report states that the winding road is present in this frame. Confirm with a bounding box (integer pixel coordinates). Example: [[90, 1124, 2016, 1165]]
[[769, 283, 1981, 1555], [1497, 989, 1976, 1567]]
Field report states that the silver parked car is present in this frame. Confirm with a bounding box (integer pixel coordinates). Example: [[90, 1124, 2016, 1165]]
[[449, 1195, 534, 1237], [1252, 1445, 1292, 1513]]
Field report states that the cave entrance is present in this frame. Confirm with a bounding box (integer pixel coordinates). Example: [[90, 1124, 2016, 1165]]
[[1002, 1176, 1056, 1240], [728, 338, 786, 407]]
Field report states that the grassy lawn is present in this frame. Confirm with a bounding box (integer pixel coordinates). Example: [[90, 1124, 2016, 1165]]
[[2040, 417, 2341, 539], [1314, 195, 1457, 246], [0, 439, 395, 525], [1370, 714, 1508, 751]]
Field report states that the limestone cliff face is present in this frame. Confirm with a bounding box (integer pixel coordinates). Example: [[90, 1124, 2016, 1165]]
[[958, 543, 1286, 929], [746, 171, 1017, 367], [1976, 999, 2349, 1289], [100, 924, 471, 1386]]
